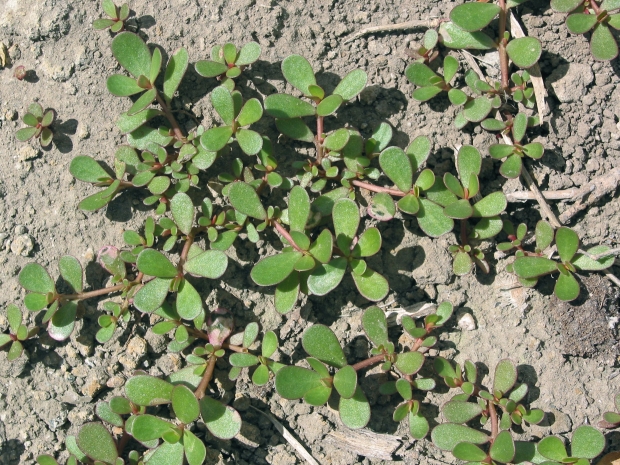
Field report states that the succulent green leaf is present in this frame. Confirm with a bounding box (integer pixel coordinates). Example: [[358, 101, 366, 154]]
[[439, 22, 496, 49], [444, 199, 473, 219], [137, 249, 177, 278], [494, 359, 517, 394], [275, 117, 314, 142], [236, 42, 261, 65], [339, 386, 371, 429], [490, 431, 515, 463], [523, 409, 545, 424], [264, 94, 316, 118], [275, 366, 321, 399], [482, 118, 507, 131], [169, 193, 194, 236], [182, 250, 227, 279], [369, 192, 396, 221], [106, 74, 144, 96], [109, 397, 132, 415], [251, 251, 302, 286], [550, 0, 584, 12], [450, 3, 500, 31], [228, 181, 266, 220], [183, 429, 207, 465], [453, 442, 488, 462], [506, 37, 542, 68], [200, 126, 234, 152], [324, 128, 350, 151], [397, 194, 420, 215], [555, 272, 580, 301], [418, 199, 454, 237], [472, 217, 503, 240], [352, 268, 389, 302], [133, 278, 172, 313], [144, 441, 184, 465], [24, 293, 48, 311], [453, 251, 473, 276], [77, 423, 118, 464], [116, 109, 162, 134], [406, 135, 432, 171], [513, 257, 557, 279], [556, 227, 579, 262], [163, 48, 189, 103], [281, 55, 316, 95], [16, 127, 38, 142], [176, 279, 202, 320], [463, 97, 492, 122], [36, 455, 59, 465], [602, 0, 620, 10], [538, 436, 568, 461], [499, 155, 523, 179], [303, 324, 346, 368], [111, 32, 151, 78], [58, 255, 83, 293], [512, 113, 528, 143], [126, 375, 173, 406], [448, 88, 468, 106], [195, 60, 228, 77], [394, 351, 424, 375], [236, 129, 263, 155], [127, 125, 174, 151], [7, 340, 23, 361], [332, 68, 367, 101], [566, 13, 597, 34], [47, 301, 77, 341], [569, 426, 604, 458], [7, 304, 22, 333], [132, 414, 173, 441], [288, 186, 311, 232], [307, 257, 347, 295], [362, 306, 388, 347], [19, 263, 55, 294], [432, 424, 489, 451], [442, 56, 459, 84], [316, 94, 343, 116], [170, 385, 200, 424], [523, 142, 544, 160], [572, 245, 615, 270], [308, 229, 333, 264], [443, 401, 483, 424], [230, 353, 260, 368], [379, 146, 413, 192], [472, 192, 507, 217], [412, 86, 443, 102], [405, 62, 439, 87], [211, 86, 235, 125], [333, 365, 357, 399], [535, 221, 554, 251], [590, 23, 618, 61], [354, 227, 381, 258], [333, 198, 359, 250], [236, 98, 263, 127]]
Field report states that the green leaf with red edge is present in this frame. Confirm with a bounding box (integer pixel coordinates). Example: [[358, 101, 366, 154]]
[[333, 198, 360, 250], [555, 227, 579, 262], [307, 257, 347, 295], [493, 359, 517, 394], [144, 441, 184, 465], [554, 271, 580, 301], [333, 69, 367, 101], [195, 60, 228, 77], [566, 13, 597, 34], [19, 263, 55, 294], [111, 32, 151, 78], [572, 245, 615, 270], [405, 62, 440, 87], [352, 267, 389, 302], [513, 256, 557, 278], [354, 227, 381, 257], [339, 386, 371, 429], [333, 365, 357, 399], [16, 127, 38, 142], [591, 23, 619, 61], [394, 351, 424, 375], [275, 366, 322, 399], [251, 251, 302, 286], [163, 47, 189, 103], [183, 429, 207, 465], [506, 37, 542, 68], [379, 146, 413, 193], [443, 401, 484, 423], [536, 220, 555, 251], [236, 42, 261, 66], [538, 435, 568, 461], [125, 375, 174, 406], [362, 306, 388, 348], [281, 54, 316, 96], [171, 384, 200, 424], [76, 423, 119, 464], [450, 2, 500, 31], [453, 442, 488, 462], [431, 424, 489, 451], [490, 431, 515, 463], [228, 181, 267, 220], [303, 324, 346, 368], [48, 301, 77, 341], [440, 22, 496, 50], [550, 0, 584, 13]]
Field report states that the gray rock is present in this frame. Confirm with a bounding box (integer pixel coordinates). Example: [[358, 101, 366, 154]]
[[10, 234, 34, 256], [548, 63, 594, 103]]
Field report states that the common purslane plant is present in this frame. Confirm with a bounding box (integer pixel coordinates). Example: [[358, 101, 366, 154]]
[[6, 0, 620, 464]]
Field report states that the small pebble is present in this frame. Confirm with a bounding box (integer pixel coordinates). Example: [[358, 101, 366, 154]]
[[11, 234, 34, 256], [457, 312, 476, 331]]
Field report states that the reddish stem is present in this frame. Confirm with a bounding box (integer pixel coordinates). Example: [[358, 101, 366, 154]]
[[273, 221, 303, 252], [590, 0, 601, 14], [155, 91, 186, 141], [222, 342, 246, 353], [316, 115, 324, 162], [351, 354, 385, 372], [178, 233, 195, 270], [351, 180, 406, 197], [489, 401, 499, 442], [498, 0, 510, 90], [194, 354, 217, 400], [63, 272, 144, 301]]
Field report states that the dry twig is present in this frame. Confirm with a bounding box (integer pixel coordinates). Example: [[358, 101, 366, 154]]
[[559, 167, 620, 223], [344, 19, 442, 44], [324, 429, 402, 460]]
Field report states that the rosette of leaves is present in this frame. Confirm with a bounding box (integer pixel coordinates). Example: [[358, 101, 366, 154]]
[[512, 226, 615, 301], [18, 256, 85, 341], [405, 55, 460, 101], [106, 31, 189, 133], [307, 197, 389, 302], [93, 0, 129, 32], [552, 0, 620, 61], [0, 305, 37, 361], [69, 155, 128, 212], [437, 146, 507, 274], [275, 324, 372, 429], [264, 54, 367, 143], [599, 393, 620, 428], [509, 71, 536, 108], [229, 326, 285, 385], [537, 425, 605, 465], [200, 86, 264, 155], [195, 42, 261, 90], [432, 359, 544, 461], [406, 29, 440, 63], [488, 113, 544, 178], [16, 102, 54, 147], [372, 136, 455, 237], [96, 301, 130, 343], [370, 303, 453, 438], [497, 221, 528, 253], [445, 2, 542, 69]]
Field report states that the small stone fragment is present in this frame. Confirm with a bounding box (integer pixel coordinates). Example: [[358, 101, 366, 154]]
[[457, 312, 476, 331], [10, 234, 34, 256]]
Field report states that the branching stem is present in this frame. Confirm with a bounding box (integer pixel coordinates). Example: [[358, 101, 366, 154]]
[[351, 180, 406, 197], [273, 221, 303, 252], [351, 354, 385, 372], [194, 354, 217, 400], [63, 272, 144, 301]]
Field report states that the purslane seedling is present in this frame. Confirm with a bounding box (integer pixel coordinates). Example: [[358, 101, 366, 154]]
[[4, 0, 620, 463]]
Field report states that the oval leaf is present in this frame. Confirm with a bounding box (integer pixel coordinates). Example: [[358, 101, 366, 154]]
[[339, 386, 371, 429], [77, 423, 118, 464], [228, 181, 266, 220], [303, 324, 346, 368]]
